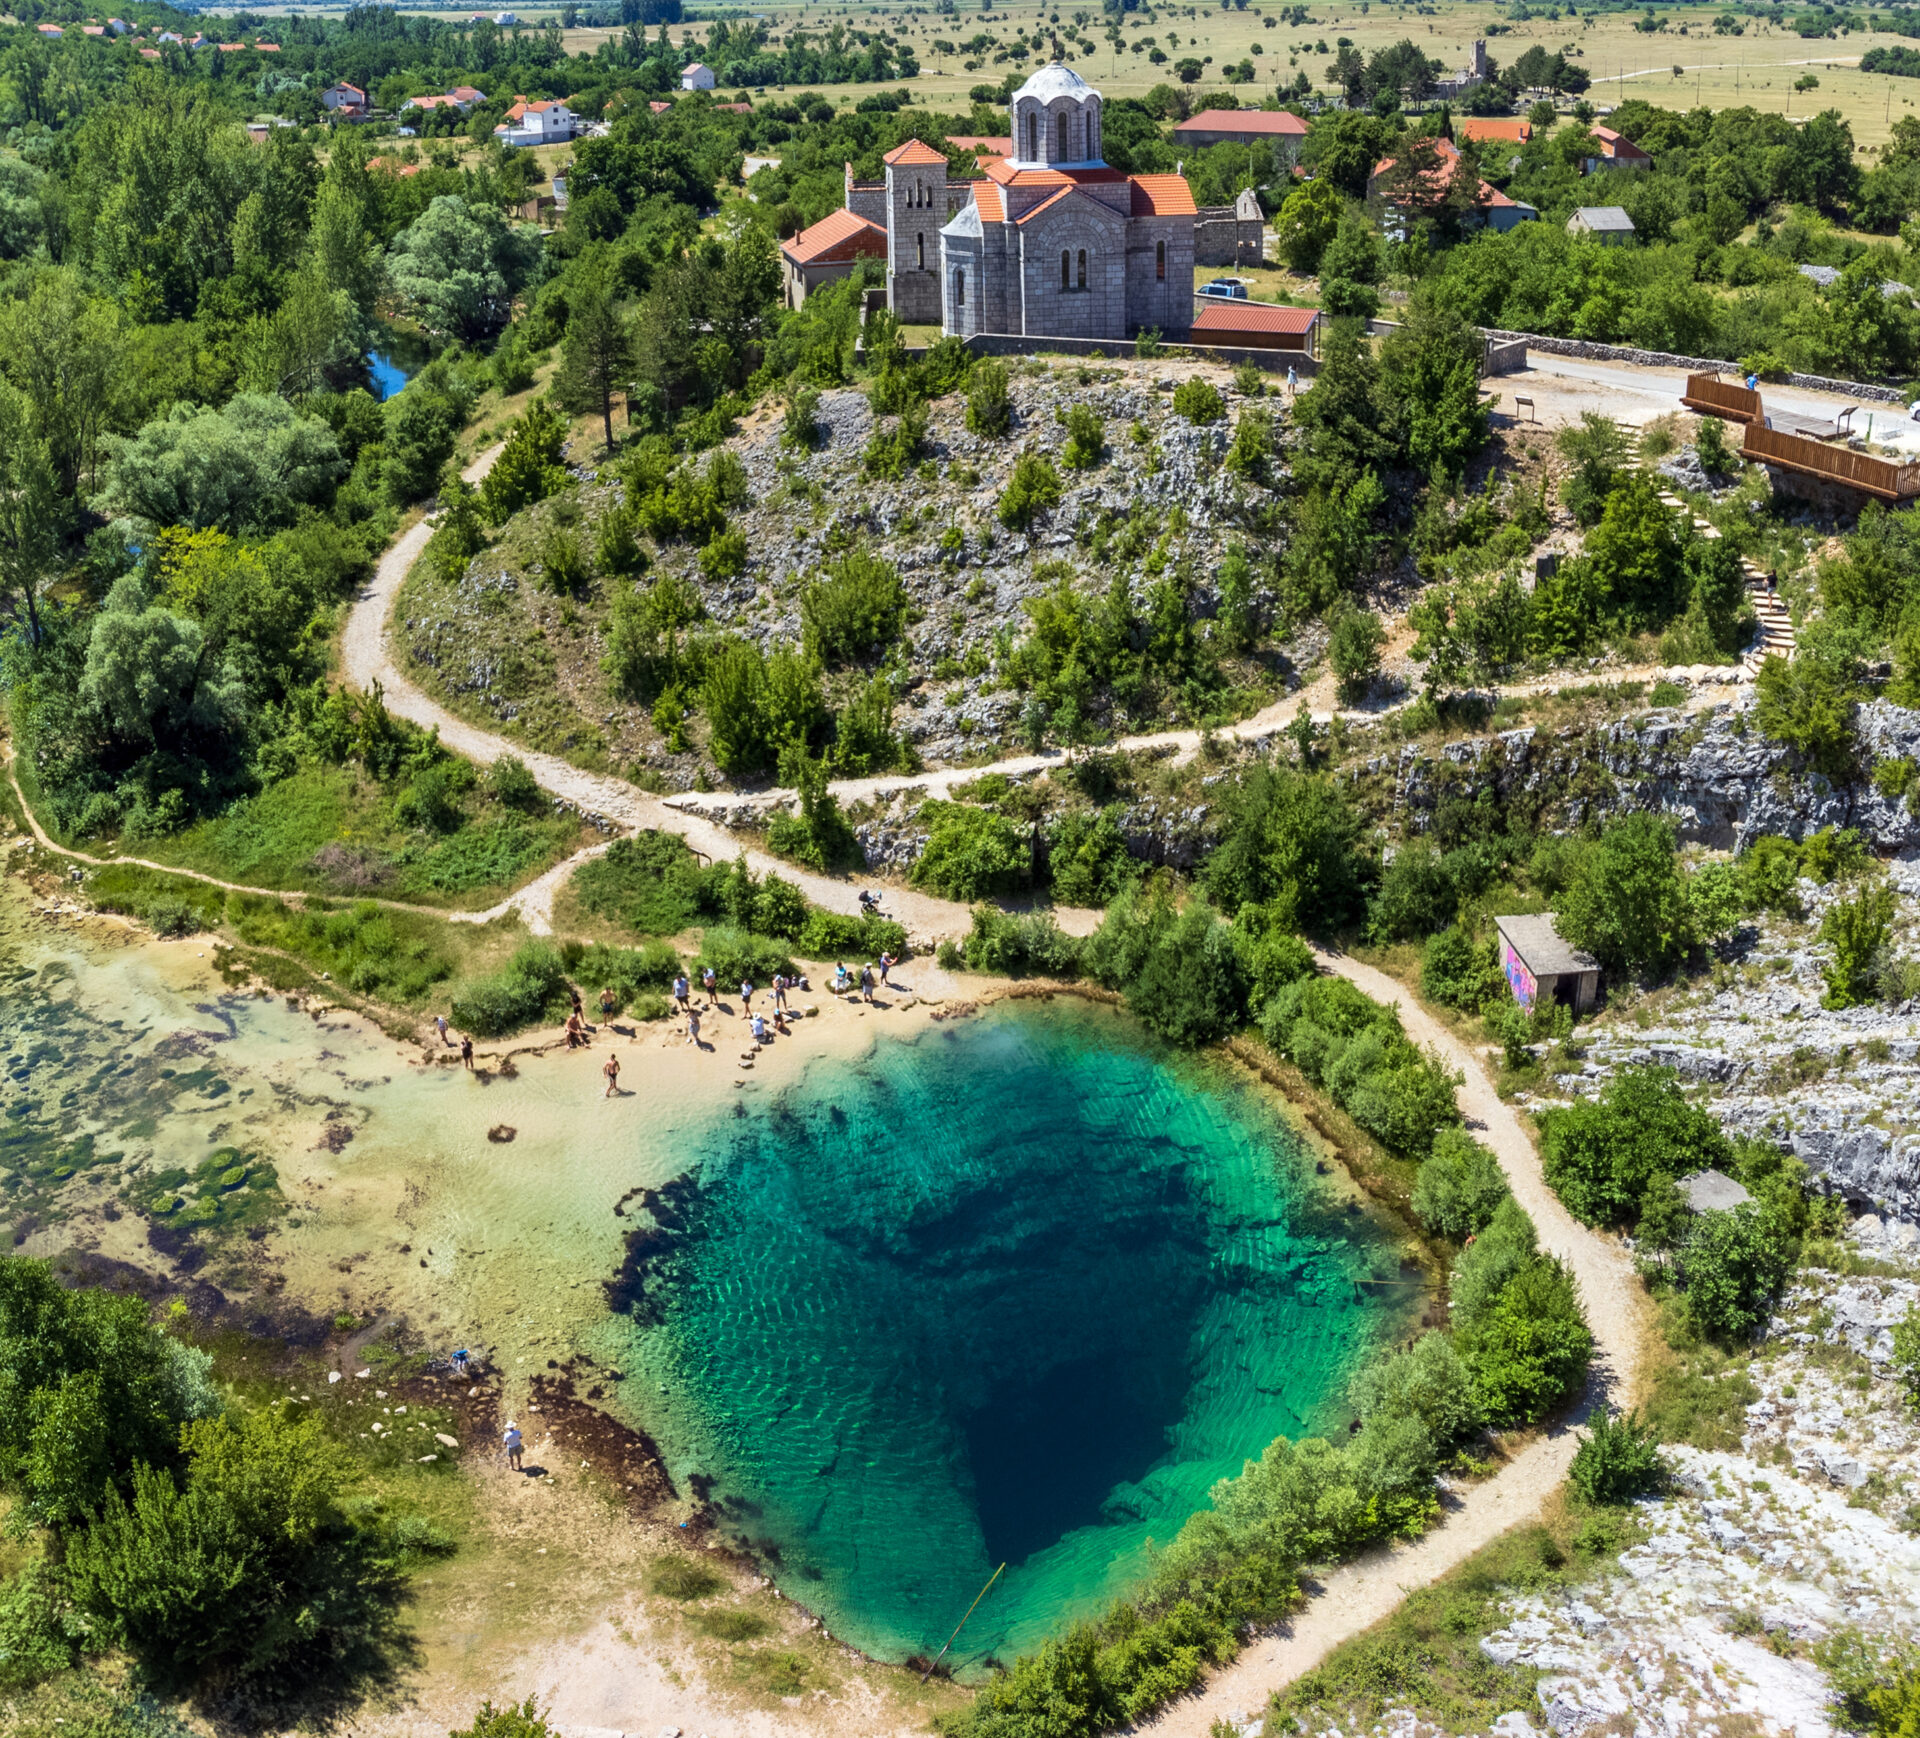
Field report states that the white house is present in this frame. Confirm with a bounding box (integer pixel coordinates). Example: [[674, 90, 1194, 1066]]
[[494, 97, 578, 147], [493, 11, 517, 23], [322, 81, 370, 115], [681, 61, 715, 91]]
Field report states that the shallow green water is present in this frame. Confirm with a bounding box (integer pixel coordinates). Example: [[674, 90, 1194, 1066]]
[[602, 1000, 1418, 1668]]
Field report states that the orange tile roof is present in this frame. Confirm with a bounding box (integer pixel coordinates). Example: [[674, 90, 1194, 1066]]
[[1192, 301, 1319, 335], [973, 181, 1006, 222], [984, 157, 1066, 188], [781, 207, 888, 267], [948, 134, 1012, 156], [1129, 173, 1197, 216], [1460, 116, 1531, 143], [1174, 108, 1309, 137], [884, 138, 948, 166]]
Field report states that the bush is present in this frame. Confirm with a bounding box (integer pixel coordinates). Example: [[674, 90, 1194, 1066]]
[[781, 386, 822, 452], [1555, 811, 1691, 979], [795, 909, 906, 961], [966, 360, 1013, 437], [1455, 1252, 1592, 1427], [1677, 1203, 1794, 1342], [448, 940, 570, 1036], [693, 926, 796, 988], [1172, 378, 1226, 424], [911, 800, 1033, 900], [1347, 1331, 1481, 1450], [1329, 606, 1385, 703], [1204, 763, 1373, 934], [1420, 924, 1502, 1011], [64, 1405, 403, 1687], [563, 939, 680, 1011], [1411, 1127, 1509, 1239], [958, 906, 1085, 977], [1539, 1064, 1732, 1229], [480, 400, 568, 526], [998, 451, 1064, 531], [452, 1702, 558, 1738], [537, 524, 587, 595], [862, 402, 929, 480], [800, 549, 908, 665], [1895, 1303, 1920, 1411], [1370, 841, 1456, 943], [1754, 645, 1858, 781], [698, 525, 749, 580], [0, 1560, 85, 1687], [1819, 881, 1894, 1009], [1569, 1410, 1664, 1504], [1059, 403, 1104, 469], [486, 755, 543, 812], [1047, 805, 1140, 907], [1694, 414, 1733, 474]]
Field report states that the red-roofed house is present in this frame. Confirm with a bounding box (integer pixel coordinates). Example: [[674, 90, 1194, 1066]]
[[323, 82, 370, 116], [1459, 116, 1532, 146], [780, 208, 888, 309], [406, 87, 485, 114], [1191, 300, 1319, 356], [1368, 136, 1538, 234], [1583, 124, 1653, 172], [1173, 107, 1309, 164], [495, 97, 578, 147], [680, 61, 715, 91]]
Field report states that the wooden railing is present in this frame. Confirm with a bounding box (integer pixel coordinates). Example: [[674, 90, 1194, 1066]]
[[1743, 423, 1920, 502], [1681, 372, 1762, 424]]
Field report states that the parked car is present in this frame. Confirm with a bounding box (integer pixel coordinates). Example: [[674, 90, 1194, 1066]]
[[1198, 277, 1249, 300]]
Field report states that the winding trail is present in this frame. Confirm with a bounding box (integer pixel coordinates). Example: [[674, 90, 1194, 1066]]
[[337, 438, 1645, 1729], [1134, 949, 1642, 1738]]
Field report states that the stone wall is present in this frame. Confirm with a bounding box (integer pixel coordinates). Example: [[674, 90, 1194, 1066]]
[[1193, 208, 1263, 267], [1478, 328, 1911, 405]]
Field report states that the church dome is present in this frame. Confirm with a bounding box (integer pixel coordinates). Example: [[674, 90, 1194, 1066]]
[[1014, 62, 1094, 105]]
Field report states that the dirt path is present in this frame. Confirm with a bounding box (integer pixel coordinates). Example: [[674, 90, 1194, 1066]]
[[1134, 949, 1644, 1738]]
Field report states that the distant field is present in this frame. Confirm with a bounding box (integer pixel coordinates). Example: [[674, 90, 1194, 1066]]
[[254, 0, 1920, 148]]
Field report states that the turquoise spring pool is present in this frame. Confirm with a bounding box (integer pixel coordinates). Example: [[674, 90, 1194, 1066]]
[[599, 999, 1420, 1669]]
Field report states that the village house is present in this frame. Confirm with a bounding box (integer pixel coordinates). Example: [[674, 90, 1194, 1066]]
[[1568, 205, 1636, 244], [495, 97, 578, 147], [323, 82, 370, 116], [1368, 136, 1538, 236], [780, 207, 888, 309], [1172, 107, 1309, 165], [681, 62, 716, 91], [1583, 125, 1653, 172]]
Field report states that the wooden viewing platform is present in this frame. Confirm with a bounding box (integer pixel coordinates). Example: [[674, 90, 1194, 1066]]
[[1741, 423, 1920, 503], [1681, 372, 1762, 424]]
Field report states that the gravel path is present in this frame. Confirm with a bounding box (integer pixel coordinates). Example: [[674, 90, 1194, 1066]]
[[1134, 949, 1644, 1738]]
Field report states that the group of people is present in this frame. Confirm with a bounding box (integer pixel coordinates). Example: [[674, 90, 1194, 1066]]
[[433, 1014, 476, 1069]]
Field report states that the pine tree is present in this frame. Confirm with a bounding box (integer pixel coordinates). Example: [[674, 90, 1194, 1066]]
[[554, 268, 636, 452]]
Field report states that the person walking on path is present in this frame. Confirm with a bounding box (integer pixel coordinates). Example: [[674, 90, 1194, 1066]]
[[436, 1013, 451, 1046], [603, 1053, 621, 1098], [503, 1419, 524, 1472], [460, 1033, 474, 1070]]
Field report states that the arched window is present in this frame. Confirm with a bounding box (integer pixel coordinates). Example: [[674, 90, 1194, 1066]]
[[1156, 240, 1166, 281], [955, 268, 965, 308], [1077, 248, 1087, 289], [1057, 111, 1069, 160], [918, 231, 926, 270], [1025, 111, 1037, 160], [1061, 250, 1070, 290]]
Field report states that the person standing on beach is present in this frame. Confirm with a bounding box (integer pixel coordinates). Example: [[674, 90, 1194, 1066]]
[[600, 986, 617, 1022], [860, 964, 875, 1004], [503, 1419, 524, 1472], [603, 1053, 621, 1098], [673, 973, 690, 1015], [436, 1014, 451, 1046], [702, 966, 718, 1008], [565, 1011, 586, 1049], [878, 952, 894, 987], [687, 1006, 702, 1047], [772, 972, 787, 1012], [460, 1034, 474, 1070], [740, 979, 753, 1014]]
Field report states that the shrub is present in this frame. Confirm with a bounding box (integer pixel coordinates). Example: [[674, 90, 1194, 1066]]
[[1455, 1253, 1592, 1427], [1420, 924, 1502, 1010], [800, 549, 908, 665], [537, 524, 587, 595], [862, 402, 929, 480], [959, 906, 1085, 977], [1449, 1195, 1539, 1331], [1059, 403, 1104, 469], [1328, 606, 1385, 703], [1204, 763, 1373, 934], [1539, 1064, 1732, 1229], [698, 525, 749, 580], [449, 940, 570, 1036], [795, 909, 906, 960], [997, 451, 1064, 531], [1555, 811, 1691, 979], [912, 800, 1033, 900], [1047, 805, 1139, 906], [563, 939, 680, 1011], [64, 1406, 403, 1687], [0, 1560, 85, 1687], [1677, 1203, 1794, 1342], [1411, 1127, 1509, 1240], [781, 386, 822, 451], [694, 926, 796, 987], [1348, 1331, 1481, 1451], [1819, 881, 1894, 1009], [486, 755, 542, 812], [452, 1701, 558, 1738], [966, 360, 1013, 437], [1224, 408, 1273, 482], [480, 400, 568, 526], [1753, 645, 1859, 781], [1569, 1410, 1664, 1504], [1172, 378, 1226, 424], [1370, 841, 1456, 943], [1894, 1303, 1920, 1411], [1694, 414, 1733, 474]]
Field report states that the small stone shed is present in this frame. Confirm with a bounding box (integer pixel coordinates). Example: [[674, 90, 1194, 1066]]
[[1495, 914, 1601, 1014], [1679, 1169, 1753, 1213]]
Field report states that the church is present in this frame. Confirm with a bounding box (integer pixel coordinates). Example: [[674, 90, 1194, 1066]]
[[835, 63, 1198, 343]]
